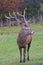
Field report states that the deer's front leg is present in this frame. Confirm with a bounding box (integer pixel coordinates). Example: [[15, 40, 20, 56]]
[[23, 47, 26, 62], [27, 43, 31, 61]]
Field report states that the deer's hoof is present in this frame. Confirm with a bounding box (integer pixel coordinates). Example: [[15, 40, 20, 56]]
[[23, 60, 25, 63], [27, 58, 30, 61], [20, 60, 22, 63]]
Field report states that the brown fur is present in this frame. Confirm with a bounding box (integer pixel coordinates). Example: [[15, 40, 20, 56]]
[[17, 27, 34, 63]]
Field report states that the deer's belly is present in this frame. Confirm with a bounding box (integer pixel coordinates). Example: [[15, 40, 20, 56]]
[[17, 35, 32, 48], [25, 35, 32, 44]]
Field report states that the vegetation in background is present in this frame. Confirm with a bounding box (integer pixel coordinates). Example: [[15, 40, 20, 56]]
[[0, 0, 20, 14], [0, 0, 43, 16]]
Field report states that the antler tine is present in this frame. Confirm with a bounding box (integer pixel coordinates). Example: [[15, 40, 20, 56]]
[[16, 8, 30, 27], [13, 11, 21, 25], [17, 12, 23, 17], [9, 12, 15, 18], [23, 8, 29, 26], [9, 12, 12, 17], [5, 15, 10, 19]]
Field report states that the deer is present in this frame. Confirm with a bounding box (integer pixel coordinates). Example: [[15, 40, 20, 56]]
[[5, 8, 35, 63], [16, 9, 35, 63]]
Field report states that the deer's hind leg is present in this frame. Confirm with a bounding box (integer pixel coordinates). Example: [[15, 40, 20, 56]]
[[27, 43, 31, 61]]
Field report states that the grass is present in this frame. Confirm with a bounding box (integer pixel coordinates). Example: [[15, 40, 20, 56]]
[[0, 23, 43, 65]]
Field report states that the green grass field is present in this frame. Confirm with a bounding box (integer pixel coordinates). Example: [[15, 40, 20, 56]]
[[0, 23, 43, 65]]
